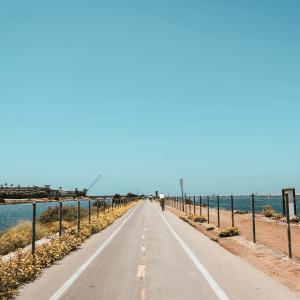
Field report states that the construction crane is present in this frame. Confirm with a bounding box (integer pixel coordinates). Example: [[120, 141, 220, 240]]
[[86, 175, 102, 195]]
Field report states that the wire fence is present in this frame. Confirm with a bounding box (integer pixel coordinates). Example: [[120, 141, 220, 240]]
[[164, 193, 299, 259], [0, 197, 136, 257]]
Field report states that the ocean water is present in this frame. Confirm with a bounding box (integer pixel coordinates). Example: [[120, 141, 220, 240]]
[[174, 195, 300, 216], [0, 199, 112, 233]]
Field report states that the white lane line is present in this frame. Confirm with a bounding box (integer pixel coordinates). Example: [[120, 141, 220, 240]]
[[49, 202, 143, 300], [153, 204, 230, 300]]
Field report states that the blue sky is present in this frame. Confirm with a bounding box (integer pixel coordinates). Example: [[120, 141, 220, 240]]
[[1, 1, 300, 196]]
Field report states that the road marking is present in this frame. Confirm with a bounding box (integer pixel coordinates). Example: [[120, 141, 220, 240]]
[[137, 265, 146, 277], [153, 204, 230, 300], [141, 242, 147, 251], [49, 202, 143, 300]]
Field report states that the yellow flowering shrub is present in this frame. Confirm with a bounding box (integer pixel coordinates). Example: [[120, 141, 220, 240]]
[[218, 226, 240, 237], [188, 214, 207, 223], [0, 200, 141, 299]]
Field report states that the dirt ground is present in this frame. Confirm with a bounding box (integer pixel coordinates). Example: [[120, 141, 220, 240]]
[[165, 203, 300, 294]]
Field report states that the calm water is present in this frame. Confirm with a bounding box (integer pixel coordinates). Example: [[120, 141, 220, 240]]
[[175, 195, 300, 216], [0, 199, 112, 233]]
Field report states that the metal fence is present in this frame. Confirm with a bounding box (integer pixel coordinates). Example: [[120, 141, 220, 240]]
[[0, 197, 135, 257], [163, 194, 299, 259]]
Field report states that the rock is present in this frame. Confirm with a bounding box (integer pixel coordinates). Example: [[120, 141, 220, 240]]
[[290, 215, 300, 223]]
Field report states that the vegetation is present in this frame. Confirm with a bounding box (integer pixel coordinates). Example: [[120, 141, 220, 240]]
[[210, 237, 219, 242], [261, 205, 283, 219], [188, 214, 207, 223], [0, 200, 141, 299], [218, 226, 240, 237], [207, 226, 215, 231]]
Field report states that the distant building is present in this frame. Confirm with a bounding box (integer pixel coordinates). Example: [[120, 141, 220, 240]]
[[0, 185, 86, 197]]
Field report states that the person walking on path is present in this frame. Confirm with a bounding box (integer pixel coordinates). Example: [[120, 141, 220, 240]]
[[160, 193, 165, 211]]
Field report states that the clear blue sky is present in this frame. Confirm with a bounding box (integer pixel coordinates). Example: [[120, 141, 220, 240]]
[[1, 1, 300, 196]]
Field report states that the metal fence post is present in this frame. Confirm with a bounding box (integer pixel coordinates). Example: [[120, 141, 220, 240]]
[[193, 196, 195, 214], [207, 196, 209, 224], [32, 202, 36, 255], [217, 196, 220, 228], [200, 196, 202, 215], [59, 201, 62, 236], [97, 199, 99, 218], [285, 193, 292, 258], [251, 193, 256, 243], [77, 200, 80, 231], [231, 195, 234, 227], [88, 199, 91, 222]]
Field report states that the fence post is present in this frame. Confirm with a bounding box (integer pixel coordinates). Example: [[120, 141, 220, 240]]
[[103, 198, 105, 213], [231, 195, 234, 227], [59, 201, 62, 236], [185, 193, 187, 214], [200, 196, 202, 215], [217, 196, 220, 228], [108, 199, 110, 213], [88, 199, 91, 222], [189, 196, 191, 214], [207, 196, 209, 224], [32, 202, 36, 255], [285, 193, 292, 258], [77, 200, 80, 231], [193, 196, 195, 214], [251, 193, 256, 243], [97, 199, 99, 218]]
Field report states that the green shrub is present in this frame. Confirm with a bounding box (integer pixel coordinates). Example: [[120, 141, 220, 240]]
[[37, 205, 89, 223], [210, 237, 219, 242]]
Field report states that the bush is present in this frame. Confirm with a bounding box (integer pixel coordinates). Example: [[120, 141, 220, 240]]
[[37, 205, 88, 223], [207, 226, 215, 231], [218, 226, 240, 237], [261, 205, 275, 218], [210, 237, 219, 242], [179, 216, 188, 222], [188, 214, 207, 223]]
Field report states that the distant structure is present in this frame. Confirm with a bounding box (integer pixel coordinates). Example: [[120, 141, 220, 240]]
[[0, 185, 86, 198]]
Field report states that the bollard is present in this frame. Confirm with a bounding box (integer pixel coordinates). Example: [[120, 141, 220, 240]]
[[231, 195, 234, 227], [251, 193, 256, 243], [200, 196, 202, 215], [97, 199, 99, 218], [207, 196, 209, 224], [32, 202, 36, 255], [77, 200, 80, 231], [217, 196, 220, 228], [285, 193, 292, 258], [88, 199, 91, 222], [59, 201, 62, 236], [194, 196, 195, 214]]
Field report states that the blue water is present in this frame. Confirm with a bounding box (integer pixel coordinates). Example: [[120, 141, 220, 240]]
[[175, 195, 300, 216], [0, 199, 112, 233]]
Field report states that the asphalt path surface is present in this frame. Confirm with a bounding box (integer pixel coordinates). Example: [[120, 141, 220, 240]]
[[17, 200, 300, 300]]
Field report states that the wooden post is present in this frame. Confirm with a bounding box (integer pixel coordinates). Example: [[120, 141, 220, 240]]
[[88, 199, 91, 222], [97, 199, 99, 217], [285, 193, 292, 258], [251, 193, 256, 243], [217, 196, 220, 228], [231, 195, 234, 227], [77, 200, 80, 231], [193, 196, 195, 214], [59, 201, 62, 236], [32, 202, 36, 255], [200, 196, 202, 215], [207, 196, 209, 224]]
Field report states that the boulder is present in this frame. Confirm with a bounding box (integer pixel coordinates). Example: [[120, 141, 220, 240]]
[[290, 215, 300, 223]]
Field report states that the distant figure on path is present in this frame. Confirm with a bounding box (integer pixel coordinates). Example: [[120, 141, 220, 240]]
[[160, 193, 165, 211], [150, 195, 153, 202]]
